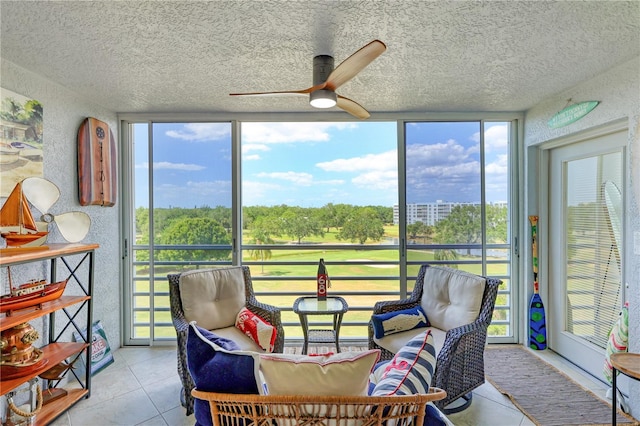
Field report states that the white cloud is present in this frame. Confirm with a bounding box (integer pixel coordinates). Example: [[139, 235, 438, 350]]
[[242, 180, 285, 204], [135, 161, 206, 171], [165, 123, 231, 141], [486, 154, 508, 175], [406, 139, 468, 165], [470, 124, 508, 151], [352, 170, 398, 190], [256, 171, 314, 186], [241, 122, 357, 144], [244, 154, 261, 161], [316, 150, 397, 172]]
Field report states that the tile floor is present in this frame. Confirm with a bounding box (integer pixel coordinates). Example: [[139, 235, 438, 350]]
[[47, 344, 613, 426]]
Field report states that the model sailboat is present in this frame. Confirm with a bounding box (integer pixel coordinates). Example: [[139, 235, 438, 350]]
[[0, 180, 48, 247], [0, 177, 92, 251]]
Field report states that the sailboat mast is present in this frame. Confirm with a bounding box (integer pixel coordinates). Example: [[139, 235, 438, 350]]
[[18, 183, 25, 234]]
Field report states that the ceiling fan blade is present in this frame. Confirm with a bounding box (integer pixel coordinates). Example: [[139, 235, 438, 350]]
[[325, 40, 386, 91], [54, 211, 91, 243], [336, 95, 370, 120], [21, 177, 60, 214], [230, 82, 327, 97]]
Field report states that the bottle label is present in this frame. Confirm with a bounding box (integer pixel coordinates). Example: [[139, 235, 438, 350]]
[[317, 273, 327, 299]]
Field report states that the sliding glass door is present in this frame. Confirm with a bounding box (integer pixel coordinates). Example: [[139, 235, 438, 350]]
[[125, 122, 233, 343], [549, 129, 626, 379], [403, 121, 515, 338]]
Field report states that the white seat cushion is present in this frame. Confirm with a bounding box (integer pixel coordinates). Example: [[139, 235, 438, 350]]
[[420, 266, 486, 331], [179, 267, 246, 330], [208, 325, 264, 352], [373, 326, 446, 356]]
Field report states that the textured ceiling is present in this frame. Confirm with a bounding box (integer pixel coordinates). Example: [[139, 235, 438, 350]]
[[1, 1, 639, 116]]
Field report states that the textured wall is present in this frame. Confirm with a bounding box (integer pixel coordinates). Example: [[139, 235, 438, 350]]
[[1, 59, 121, 348], [524, 56, 640, 418]]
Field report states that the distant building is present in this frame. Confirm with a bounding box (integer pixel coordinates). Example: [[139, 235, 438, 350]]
[[393, 201, 506, 225]]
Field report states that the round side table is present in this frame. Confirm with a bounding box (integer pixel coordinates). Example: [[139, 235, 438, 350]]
[[610, 352, 640, 425]]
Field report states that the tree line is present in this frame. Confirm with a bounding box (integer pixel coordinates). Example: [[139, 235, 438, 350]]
[[134, 203, 507, 262]]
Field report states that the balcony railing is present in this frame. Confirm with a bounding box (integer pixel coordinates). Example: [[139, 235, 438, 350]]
[[130, 243, 512, 343]]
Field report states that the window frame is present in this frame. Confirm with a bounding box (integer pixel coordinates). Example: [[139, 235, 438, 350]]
[[119, 112, 522, 346]]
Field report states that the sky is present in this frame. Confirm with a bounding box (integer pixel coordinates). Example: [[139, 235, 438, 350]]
[[134, 120, 509, 209]]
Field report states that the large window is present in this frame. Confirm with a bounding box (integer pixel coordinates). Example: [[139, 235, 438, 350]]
[[402, 121, 513, 337], [240, 122, 399, 339], [128, 122, 233, 341], [122, 117, 517, 344]]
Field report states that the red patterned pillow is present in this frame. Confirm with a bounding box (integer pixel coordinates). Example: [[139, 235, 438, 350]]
[[235, 307, 276, 352]]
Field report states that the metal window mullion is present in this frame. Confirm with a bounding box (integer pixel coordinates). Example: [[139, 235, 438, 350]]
[[148, 121, 155, 344], [479, 120, 487, 277], [232, 120, 241, 265], [121, 120, 137, 345], [398, 120, 407, 298]]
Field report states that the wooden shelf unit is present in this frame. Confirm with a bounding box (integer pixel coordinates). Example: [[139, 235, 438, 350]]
[[1, 243, 98, 426]]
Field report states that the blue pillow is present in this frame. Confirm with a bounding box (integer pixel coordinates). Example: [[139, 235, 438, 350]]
[[371, 330, 445, 425], [371, 329, 436, 396], [187, 322, 261, 426], [424, 404, 448, 426], [371, 306, 429, 339], [368, 351, 446, 426]]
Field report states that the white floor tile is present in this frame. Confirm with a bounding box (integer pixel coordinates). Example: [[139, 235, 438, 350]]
[[69, 388, 160, 425], [52, 344, 620, 426], [135, 414, 170, 426], [161, 406, 194, 426], [144, 373, 183, 414]]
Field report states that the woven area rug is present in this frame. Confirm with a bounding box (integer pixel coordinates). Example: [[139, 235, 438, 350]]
[[484, 345, 638, 426]]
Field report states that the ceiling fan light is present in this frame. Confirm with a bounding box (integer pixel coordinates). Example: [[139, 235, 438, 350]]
[[310, 89, 337, 109]]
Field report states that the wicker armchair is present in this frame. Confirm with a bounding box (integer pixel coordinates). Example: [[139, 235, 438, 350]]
[[368, 264, 500, 413], [168, 266, 284, 416]]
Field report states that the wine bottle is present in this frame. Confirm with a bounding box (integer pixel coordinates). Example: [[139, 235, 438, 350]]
[[317, 258, 329, 300]]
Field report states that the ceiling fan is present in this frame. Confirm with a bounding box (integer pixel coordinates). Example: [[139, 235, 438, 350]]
[[230, 40, 386, 119]]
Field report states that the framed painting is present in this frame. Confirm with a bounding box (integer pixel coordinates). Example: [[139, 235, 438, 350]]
[[0, 88, 44, 197]]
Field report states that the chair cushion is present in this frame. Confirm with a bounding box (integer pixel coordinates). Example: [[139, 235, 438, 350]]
[[179, 267, 246, 330], [371, 329, 436, 396], [187, 322, 262, 426], [371, 306, 429, 339], [373, 326, 446, 356], [235, 307, 277, 352], [259, 350, 380, 396], [207, 325, 264, 352], [420, 266, 486, 331]]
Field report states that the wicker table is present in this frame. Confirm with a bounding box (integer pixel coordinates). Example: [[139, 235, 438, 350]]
[[611, 352, 640, 425], [293, 296, 348, 355]]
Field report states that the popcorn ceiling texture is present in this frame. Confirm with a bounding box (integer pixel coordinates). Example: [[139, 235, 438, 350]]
[[0, 1, 638, 115], [0, 60, 121, 348], [524, 57, 640, 419]]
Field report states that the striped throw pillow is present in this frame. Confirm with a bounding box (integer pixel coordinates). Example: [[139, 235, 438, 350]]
[[371, 329, 436, 395]]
